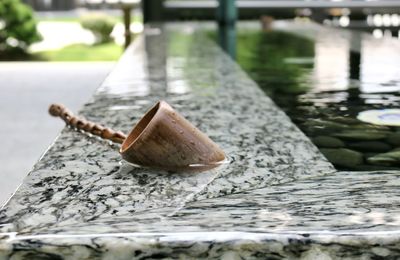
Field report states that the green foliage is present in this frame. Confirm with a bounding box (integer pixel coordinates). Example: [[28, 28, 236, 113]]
[[37, 43, 121, 61], [80, 14, 116, 44], [235, 30, 315, 100], [0, 0, 41, 58]]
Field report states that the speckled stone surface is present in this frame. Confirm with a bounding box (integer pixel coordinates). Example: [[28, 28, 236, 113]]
[[0, 22, 399, 259]]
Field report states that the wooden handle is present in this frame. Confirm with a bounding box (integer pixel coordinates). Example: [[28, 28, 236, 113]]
[[49, 104, 127, 144]]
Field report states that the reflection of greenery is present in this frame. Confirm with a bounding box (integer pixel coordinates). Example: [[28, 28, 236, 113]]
[[236, 30, 314, 98], [212, 27, 400, 171], [167, 32, 217, 95], [37, 15, 141, 23], [0, 0, 41, 59], [36, 43, 121, 61], [168, 31, 193, 57]]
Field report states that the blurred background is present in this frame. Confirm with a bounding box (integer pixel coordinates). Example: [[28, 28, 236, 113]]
[[1, 0, 400, 205], [2, 0, 399, 61]]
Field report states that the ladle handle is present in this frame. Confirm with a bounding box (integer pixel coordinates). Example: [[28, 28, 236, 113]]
[[48, 103, 126, 144]]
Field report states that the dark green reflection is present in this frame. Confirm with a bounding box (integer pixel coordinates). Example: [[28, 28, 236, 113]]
[[218, 25, 236, 59], [215, 28, 400, 171], [236, 30, 314, 108]]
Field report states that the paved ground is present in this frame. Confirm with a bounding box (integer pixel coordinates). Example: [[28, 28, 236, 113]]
[[0, 62, 114, 206], [30, 22, 96, 52], [30, 21, 139, 52], [30, 9, 143, 52]]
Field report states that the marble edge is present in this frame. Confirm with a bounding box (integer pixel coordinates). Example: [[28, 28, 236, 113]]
[[3, 22, 400, 252], [2, 231, 400, 246]]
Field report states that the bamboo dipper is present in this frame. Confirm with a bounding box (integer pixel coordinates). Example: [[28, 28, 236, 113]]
[[49, 101, 226, 171]]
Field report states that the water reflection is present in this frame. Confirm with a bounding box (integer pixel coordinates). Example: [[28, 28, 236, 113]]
[[218, 24, 236, 59], [312, 33, 349, 91], [167, 57, 190, 94], [232, 23, 400, 171], [98, 33, 151, 97], [349, 51, 361, 80]]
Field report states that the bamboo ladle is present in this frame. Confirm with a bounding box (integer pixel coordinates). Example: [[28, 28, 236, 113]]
[[49, 101, 226, 171]]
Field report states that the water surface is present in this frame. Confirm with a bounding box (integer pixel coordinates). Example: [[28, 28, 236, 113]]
[[223, 22, 400, 171]]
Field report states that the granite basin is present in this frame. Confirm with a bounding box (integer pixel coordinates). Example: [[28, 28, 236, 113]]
[[1, 22, 400, 259]]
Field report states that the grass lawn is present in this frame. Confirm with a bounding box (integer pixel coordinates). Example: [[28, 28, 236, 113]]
[[36, 15, 141, 24], [36, 17, 81, 23], [36, 43, 123, 61]]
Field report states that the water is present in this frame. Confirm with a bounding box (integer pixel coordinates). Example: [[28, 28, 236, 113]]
[[225, 23, 400, 171]]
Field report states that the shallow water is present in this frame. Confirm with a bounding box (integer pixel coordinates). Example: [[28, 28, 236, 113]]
[[230, 24, 400, 171]]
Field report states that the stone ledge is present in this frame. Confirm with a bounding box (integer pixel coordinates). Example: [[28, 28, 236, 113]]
[[2, 22, 397, 259]]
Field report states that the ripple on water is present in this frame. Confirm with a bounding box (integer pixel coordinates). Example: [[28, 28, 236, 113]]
[[233, 27, 400, 171]]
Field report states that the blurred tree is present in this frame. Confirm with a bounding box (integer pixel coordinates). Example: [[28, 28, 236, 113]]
[[80, 14, 116, 44], [0, 0, 41, 59]]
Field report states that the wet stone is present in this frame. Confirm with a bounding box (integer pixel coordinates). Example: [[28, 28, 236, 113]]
[[351, 164, 400, 171], [348, 141, 392, 153], [312, 136, 345, 148], [330, 116, 361, 125], [333, 130, 389, 141], [367, 151, 400, 166], [364, 152, 378, 159], [386, 132, 400, 146], [350, 124, 390, 131], [304, 119, 349, 131], [320, 148, 363, 168]]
